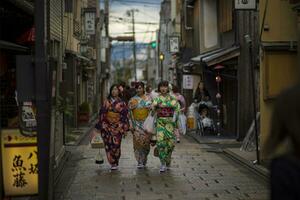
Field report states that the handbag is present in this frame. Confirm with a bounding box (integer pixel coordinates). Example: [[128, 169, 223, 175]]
[[143, 114, 155, 134], [178, 113, 187, 135], [90, 130, 104, 149]]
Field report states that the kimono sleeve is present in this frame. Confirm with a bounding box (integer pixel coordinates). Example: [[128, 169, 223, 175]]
[[95, 99, 109, 130], [120, 101, 130, 132]]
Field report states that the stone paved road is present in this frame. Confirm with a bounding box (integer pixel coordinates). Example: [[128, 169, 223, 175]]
[[55, 132, 269, 200]]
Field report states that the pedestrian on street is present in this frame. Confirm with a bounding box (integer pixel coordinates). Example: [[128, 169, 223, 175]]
[[94, 84, 129, 171], [128, 82, 152, 169], [194, 81, 210, 103], [118, 81, 132, 104], [152, 81, 180, 173], [172, 85, 186, 143], [263, 83, 300, 200]]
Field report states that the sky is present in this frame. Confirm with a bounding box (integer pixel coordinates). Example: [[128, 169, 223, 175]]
[[107, 0, 161, 43]]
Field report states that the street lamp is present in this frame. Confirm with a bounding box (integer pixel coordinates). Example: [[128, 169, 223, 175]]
[[159, 52, 164, 80]]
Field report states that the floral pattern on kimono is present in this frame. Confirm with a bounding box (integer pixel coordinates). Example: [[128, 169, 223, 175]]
[[152, 94, 180, 165], [95, 97, 129, 166], [128, 94, 152, 165]]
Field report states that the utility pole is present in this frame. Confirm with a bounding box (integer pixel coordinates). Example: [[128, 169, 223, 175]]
[[35, 0, 52, 199], [103, 0, 110, 93], [127, 9, 138, 81], [123, 41, 125, 69]]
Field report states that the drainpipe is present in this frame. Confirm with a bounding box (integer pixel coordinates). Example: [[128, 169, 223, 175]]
[[294, 4, 300, 76]]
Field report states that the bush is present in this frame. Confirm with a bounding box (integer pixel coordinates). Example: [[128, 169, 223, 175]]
[[79, 102, 90, 113]]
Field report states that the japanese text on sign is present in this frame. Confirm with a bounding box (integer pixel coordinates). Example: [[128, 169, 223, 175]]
[[183, 75, 194, 89], [85, 12, 95, 35], [1, 129, 38, 196]]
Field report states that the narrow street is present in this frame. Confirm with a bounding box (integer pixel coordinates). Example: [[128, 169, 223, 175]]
[[55, 130, 269, 200]]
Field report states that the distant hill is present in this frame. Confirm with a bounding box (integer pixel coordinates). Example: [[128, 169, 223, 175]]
[[111, 42, 150, 62]]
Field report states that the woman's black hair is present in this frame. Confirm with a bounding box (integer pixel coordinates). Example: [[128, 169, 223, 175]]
[[135, 81, 145, 89], [158, 80, 169, 93], [172, 84, 179, 93], [146, 85, 152, 93], [107, 84, 119, 99]]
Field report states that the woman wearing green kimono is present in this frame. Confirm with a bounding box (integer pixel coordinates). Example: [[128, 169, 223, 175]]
[[152, 81, 180, 172], [128, 82, 152, 169]]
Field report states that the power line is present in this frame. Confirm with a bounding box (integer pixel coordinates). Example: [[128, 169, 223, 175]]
[[110, 20, 159, 25], [110, 30, 157, 35], [110, 0, 160, 5]]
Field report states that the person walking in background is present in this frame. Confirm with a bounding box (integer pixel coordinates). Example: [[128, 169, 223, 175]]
[[146, 84, 158, 100], [194, 81, 210, 102], [172, 85, 186, 143], [94, 84, 129, 171], [118, 81, 132, 104], [128, 82, 152, 169], [152, 81, 180, 173], [263, 83, 300, 200], [145, 84, 153, 97]]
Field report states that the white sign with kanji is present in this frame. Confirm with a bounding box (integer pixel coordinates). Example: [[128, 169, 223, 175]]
[[169, 36, 179, 53], [235, 0, 256, 10], [85, 12, 95, 35], [183, 75, 194, 89]]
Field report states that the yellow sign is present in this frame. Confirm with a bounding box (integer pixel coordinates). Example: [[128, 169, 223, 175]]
[[1, 129, 38, 196], [187, 117, 196, 129]]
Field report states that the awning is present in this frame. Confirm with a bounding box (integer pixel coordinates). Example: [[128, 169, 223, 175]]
[[65, 50, 90, 61], [0, 40, 29, 52], [191, 46, 240, 66]]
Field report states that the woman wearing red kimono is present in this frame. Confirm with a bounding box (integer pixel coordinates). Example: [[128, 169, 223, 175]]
[[94, 84, 129, 170]]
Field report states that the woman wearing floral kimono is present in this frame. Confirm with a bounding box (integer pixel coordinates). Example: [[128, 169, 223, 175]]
[[128, 82, 152, 169], [94, 84, 129, 170], [152, 81, 180, 172]]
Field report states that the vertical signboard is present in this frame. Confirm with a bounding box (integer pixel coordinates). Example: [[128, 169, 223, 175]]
[[85, 12, 95, 35], [169, 36, 179, 53], [1, 129, 38, 196], [183, 75, 194, 89]]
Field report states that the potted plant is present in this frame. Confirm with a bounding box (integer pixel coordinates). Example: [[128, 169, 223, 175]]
[[78, 102, 90, 125]]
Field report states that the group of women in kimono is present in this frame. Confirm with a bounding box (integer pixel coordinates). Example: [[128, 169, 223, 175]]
[[94, 80, 186, 173]]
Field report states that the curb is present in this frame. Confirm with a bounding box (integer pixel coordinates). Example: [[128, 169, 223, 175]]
[[66, 120, 97, 146], [187, 131, 238, 145], [187, 130, 269, 182], [187, 131, 219, 144], [223, 148, 269, 182]]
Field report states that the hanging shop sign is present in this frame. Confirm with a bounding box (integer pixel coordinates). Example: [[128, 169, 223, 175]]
[[235, 0, 256, 10], [169, 36, 179, 53], [85, 11, 96, 35], [183, 75, 194, 89], [1, 129, 38, 196]]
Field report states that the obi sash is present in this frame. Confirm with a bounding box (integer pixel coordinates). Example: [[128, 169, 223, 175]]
[[106, 111, 120, 123], [157, 107, 174, 117], [132, 108, 149, 121]]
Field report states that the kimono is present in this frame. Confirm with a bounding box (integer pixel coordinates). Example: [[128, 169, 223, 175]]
[[152, 94, 180, 166], [173, 93, 186, 139], [128, 94, 152, 165], [95, 97, 129, 166]]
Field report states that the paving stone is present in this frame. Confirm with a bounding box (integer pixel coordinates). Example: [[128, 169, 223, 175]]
[[55, 132, 269, 200]]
